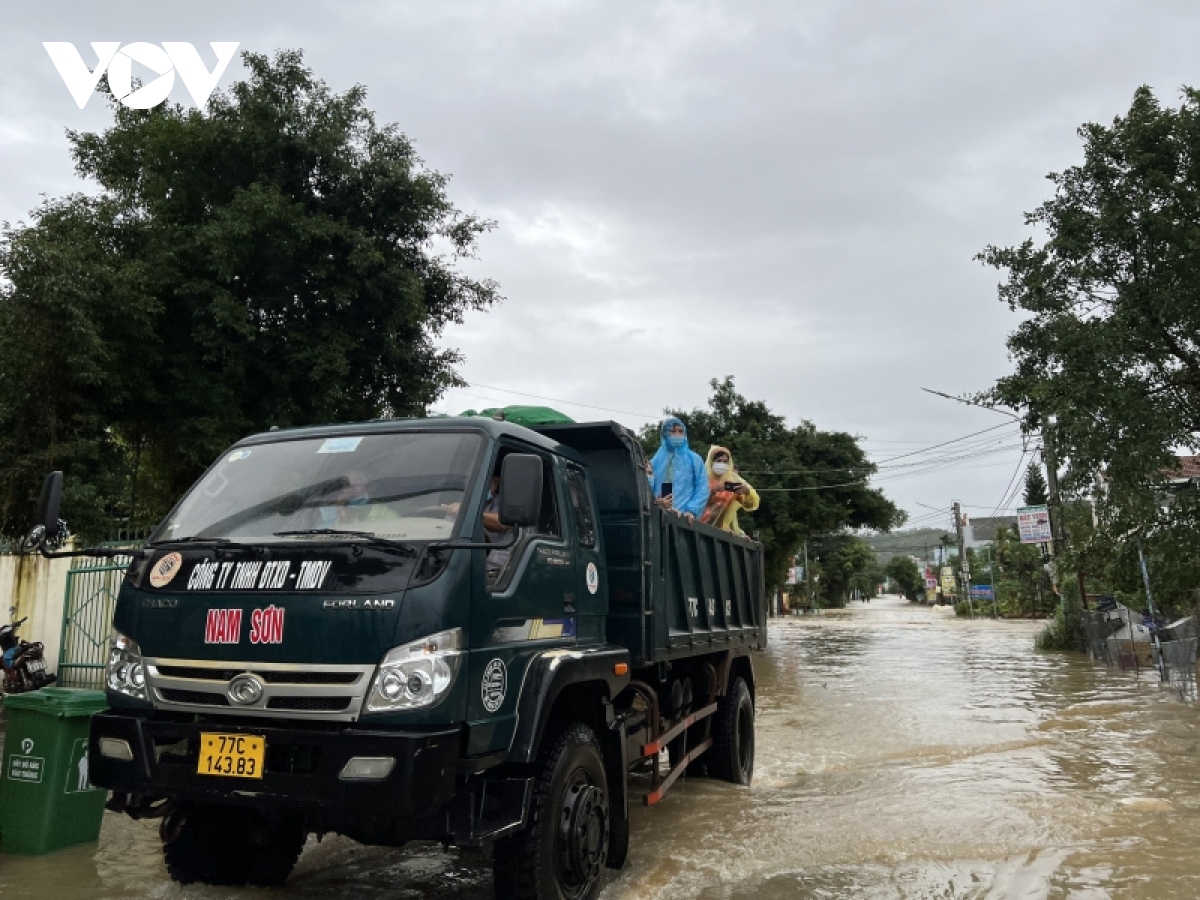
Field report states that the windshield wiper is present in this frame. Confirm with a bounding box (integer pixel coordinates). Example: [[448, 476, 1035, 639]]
[[273, 529, 418, 557], [145, 536, 264, 554]]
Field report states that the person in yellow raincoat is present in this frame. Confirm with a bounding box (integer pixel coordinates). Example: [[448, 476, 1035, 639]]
[[700, 445, 759, 535]]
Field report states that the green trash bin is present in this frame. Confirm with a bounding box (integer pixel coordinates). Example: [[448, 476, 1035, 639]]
[[0, 687, 108, 855]]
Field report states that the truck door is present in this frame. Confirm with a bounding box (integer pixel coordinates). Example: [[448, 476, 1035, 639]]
[[466, 450, 576, 754], [565, 464, 606, 643]]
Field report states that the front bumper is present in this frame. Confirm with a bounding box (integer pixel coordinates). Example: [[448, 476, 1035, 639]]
[[89, 711, 461, 843]]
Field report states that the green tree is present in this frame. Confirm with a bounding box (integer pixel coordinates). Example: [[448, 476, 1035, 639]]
[[992, 526, 1054, 617], [851, 560, 885, 603], [884, 555, 922, 601], [0, 50, 499, 538], [979, 86, 1200, 501], [640, 378, 905, 588], [979, 85, 1200, 632], [1023, 463, 1049, 506], [811, 535, 877, 607]]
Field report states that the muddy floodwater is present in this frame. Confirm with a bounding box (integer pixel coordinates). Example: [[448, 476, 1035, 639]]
[[5, 595, 1200, 898]]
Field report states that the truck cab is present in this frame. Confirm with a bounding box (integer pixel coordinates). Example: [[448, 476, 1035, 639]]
[[32, 416, 766, 899]]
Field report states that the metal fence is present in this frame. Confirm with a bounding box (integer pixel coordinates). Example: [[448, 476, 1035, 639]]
[[1080, 609, 1146, 670], [1081, 606, 1200, 701], [57, 562, 127, 689], [1081, 610, 1117, 666], [1160, 637, 1198, 702]]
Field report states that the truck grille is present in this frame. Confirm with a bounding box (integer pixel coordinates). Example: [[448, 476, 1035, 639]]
[[160, 688, 229, 706], [154, 665, 361, 685], [267, 696, 352, 712], [145, 658, 375, 722]]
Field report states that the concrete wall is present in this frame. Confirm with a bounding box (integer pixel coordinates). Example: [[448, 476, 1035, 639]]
[[0, 549, 75, 677]]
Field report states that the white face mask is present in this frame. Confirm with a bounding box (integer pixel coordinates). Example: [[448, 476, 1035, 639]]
[[712, 462, 730, 476]]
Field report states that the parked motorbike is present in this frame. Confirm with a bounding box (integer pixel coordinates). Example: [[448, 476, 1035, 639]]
[[1, 617, 56, 693]]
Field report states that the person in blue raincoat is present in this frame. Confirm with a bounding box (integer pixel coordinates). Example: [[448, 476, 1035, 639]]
[[646, 417, 709, 521]]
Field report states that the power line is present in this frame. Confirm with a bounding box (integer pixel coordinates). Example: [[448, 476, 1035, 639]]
[[873, 421, 1017, 465], [987, 448, 1032, 520], [743, 435, 1026, 478], [757, 481, 867, 492]]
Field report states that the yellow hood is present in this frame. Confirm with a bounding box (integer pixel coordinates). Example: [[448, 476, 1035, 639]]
[[705, 445, 745, 484]]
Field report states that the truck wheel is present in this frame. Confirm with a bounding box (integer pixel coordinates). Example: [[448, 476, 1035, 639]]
[[494, 723, 610, 900], [709, 676, 754, 786], [246, 814, 307, 886], [161, 804, 305, 886]]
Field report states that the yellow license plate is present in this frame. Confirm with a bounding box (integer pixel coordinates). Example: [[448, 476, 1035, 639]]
[[197, 732, 265, 779]]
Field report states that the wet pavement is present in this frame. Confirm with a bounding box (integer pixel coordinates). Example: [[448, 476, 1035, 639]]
[[4, 595, 1200, 898]]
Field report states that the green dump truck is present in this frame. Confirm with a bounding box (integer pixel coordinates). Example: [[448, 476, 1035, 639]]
[[29, 417, 766, 898]]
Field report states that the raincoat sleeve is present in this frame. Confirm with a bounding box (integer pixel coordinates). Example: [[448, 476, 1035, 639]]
[[648, 447, 667, 496], [739, 481, 760, 513]]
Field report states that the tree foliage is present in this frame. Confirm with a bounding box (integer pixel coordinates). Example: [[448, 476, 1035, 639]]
[[980, 85, 1200, 624], [980, 86, 1200, 499], [811, 536, 877, 607], [884, 554, 922, 601], [640, 377, 904, 588], [991, 526, 1054, 617], [1022, 462, 1049, 506], [0, 50, 499, 538]]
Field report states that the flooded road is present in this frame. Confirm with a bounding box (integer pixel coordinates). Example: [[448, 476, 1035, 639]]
[[5, 595, 1200, 898]]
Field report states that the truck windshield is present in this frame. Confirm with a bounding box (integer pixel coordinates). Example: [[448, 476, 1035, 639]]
[[151, 432, 484, 544]]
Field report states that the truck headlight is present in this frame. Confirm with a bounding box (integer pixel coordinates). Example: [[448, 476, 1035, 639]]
[[106, 630, 147, 701], [366, 628, 462, 712]]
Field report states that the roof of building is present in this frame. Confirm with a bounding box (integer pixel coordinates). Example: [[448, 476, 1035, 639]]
[[1162, 456, 1200, 481]]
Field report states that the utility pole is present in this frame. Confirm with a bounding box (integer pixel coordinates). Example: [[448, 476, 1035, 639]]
[[1042, 428, 1064, 601], [953, 501, 974, 617], [803, 540, 814, 613], [986, 544, 997, 618], [1135, 535, 1157, 617], [1135, 533, 1166, 681]]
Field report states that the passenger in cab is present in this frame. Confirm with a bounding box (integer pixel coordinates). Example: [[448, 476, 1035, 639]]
[[481, 473, 514, 577], [701, 446, 759, 535], [646, 417, 709, 522], [439, 471, 513, 580], [318, 471, 371, 527]]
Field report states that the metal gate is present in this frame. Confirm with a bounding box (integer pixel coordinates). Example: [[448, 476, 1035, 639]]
[[58, 563, 126, 689]]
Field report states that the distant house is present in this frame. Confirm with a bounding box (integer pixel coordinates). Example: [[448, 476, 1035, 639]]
[[965, 515, 1017, 549], [1161, 456, 1200, 486]]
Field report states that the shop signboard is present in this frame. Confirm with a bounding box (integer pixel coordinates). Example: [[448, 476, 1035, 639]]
[[940, 566, 956, 595], [1017, 505, 1052, 544]]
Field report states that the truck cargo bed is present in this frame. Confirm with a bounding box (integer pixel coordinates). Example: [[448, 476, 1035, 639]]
[[535, 421, 767, 667]]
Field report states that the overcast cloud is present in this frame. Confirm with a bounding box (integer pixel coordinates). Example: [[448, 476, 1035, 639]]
[[3, 1, 1199, 532]]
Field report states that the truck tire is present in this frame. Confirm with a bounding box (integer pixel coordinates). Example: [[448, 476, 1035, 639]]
[[494, 722, 610, 900], [161, 804, 305, 886], [246, 814, 307, 886], [709, 676, 754, 786]]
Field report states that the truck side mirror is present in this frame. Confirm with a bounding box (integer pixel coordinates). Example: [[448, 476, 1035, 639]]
[[33, 471, 64, 541], [498, 454, 543, 528]]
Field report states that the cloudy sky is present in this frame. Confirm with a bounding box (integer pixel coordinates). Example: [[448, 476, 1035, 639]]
[[4, 1, 1199, 534]]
